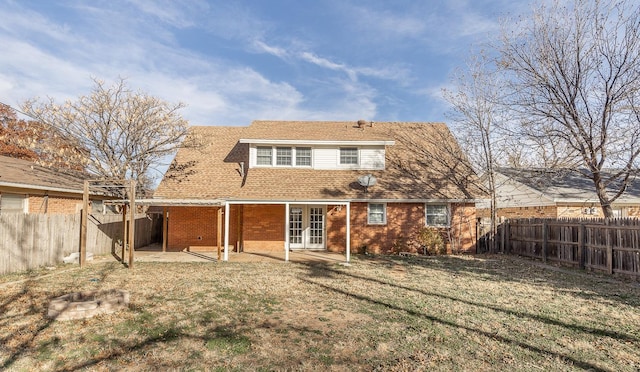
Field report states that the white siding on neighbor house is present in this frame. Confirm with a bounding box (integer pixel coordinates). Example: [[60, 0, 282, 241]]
[[248, 144, 387, 170]]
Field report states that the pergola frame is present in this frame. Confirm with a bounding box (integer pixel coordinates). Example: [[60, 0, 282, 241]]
[[80, 179, 136, 269]]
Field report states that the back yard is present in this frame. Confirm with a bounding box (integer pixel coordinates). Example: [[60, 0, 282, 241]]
[[1, 255, 639, 371]]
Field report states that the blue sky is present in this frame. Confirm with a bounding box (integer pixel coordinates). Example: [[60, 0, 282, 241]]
[[0, 0, 532, 126]]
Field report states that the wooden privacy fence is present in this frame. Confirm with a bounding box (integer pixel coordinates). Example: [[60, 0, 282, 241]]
[[501, 218, 640, 277], [0, 213, 160, 275]]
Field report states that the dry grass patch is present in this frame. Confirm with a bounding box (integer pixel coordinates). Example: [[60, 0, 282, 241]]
[[1, 255, 639, 371]]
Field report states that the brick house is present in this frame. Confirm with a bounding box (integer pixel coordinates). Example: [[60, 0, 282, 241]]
[[481, 168, 640, 219], [0, 155, 94, 214], [153, 120, 484, 261]]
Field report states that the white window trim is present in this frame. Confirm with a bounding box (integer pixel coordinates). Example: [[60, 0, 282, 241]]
[[275, 146, 293, 166], [367, 202, 387, 225], [339, 147, 359, 167], [425, 203, 450, 227], [254, 145, 314, 168], [294, 147, 312, 167], [0, 193, 28, 214], [256, 146, 273, 166]]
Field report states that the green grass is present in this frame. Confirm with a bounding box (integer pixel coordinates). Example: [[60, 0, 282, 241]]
[[1, 255, 639, 371]]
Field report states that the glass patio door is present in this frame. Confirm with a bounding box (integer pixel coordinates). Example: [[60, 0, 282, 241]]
[[289, 205, 325, 249]]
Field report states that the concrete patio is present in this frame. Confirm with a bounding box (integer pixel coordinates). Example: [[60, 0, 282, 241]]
[[130, 245, 349, 264]]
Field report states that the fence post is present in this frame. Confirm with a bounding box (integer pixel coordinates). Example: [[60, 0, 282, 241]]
[[500, 218, 505, 253], [578, 223, 585, 269], [80, 180, 89, 268], [606, 226, 613, 275], [505, 221, 510, 253], [542, 220, 547, 262]]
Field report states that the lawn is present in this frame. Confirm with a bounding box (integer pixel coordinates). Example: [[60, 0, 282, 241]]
[[1, 254, 639, 371]]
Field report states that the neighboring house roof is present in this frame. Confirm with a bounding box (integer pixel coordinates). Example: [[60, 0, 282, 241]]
[[0, 155, 88, 194], [495, 168, 640, 205], [155, 121, 484, 202]]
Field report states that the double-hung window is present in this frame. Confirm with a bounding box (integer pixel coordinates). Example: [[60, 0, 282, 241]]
[[368, 203, 386, 224], [256, 146, 273, 166], [276, 147, 292, 166], [295, 147, 312, 166], [340, 147, 358, 165], [426, 204, 449, 226]]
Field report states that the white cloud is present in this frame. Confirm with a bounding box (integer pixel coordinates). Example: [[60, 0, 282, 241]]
[[299, 52, 357, 81], [251, 40, 289, 59], [346, 5, 426, 39], [126, 0, 209, 28]]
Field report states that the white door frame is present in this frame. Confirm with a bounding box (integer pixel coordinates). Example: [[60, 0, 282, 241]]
[[288, 204, 326, 249]]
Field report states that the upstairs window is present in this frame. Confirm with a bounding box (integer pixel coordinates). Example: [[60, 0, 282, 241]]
[[368, 203, 386, 224], [340, 147, 358, 165], [256, 146, 272, 166], [276, 147, 292, 166], [426, 204, 449, 226], [295, 147, 312, 166]]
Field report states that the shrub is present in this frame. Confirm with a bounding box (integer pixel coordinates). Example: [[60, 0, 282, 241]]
[[391, 234, 408, 254], [415, 227, 446, 255]]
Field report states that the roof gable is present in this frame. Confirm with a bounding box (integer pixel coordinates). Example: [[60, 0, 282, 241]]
[[155, 121, 484, 201]]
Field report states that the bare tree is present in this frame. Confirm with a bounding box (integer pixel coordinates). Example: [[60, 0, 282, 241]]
[[499, 0, 640, 217], [443, 53, 506, 252], [23, 78, 196, 195]]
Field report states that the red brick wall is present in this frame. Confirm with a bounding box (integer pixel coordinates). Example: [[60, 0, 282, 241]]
[[449, 203, 477, 254], [327, 205, 347, 252], [241, 204, 285, 252], [328, 202, 477, 255], [28, 195, 82, 214], [494, 206, 558, 219], [166, 203, 477, 255], [167, 206, 219, 251]]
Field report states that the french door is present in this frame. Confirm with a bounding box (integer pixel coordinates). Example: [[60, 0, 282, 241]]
[[289, 205, 325, 249]]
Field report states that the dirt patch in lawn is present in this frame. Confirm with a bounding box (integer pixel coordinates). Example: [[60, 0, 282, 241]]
[[1, 255, 639, 371]]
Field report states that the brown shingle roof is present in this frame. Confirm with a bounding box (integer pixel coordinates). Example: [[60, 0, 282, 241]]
[[155, 121, 484, 201], [0, 155, 87, 193]]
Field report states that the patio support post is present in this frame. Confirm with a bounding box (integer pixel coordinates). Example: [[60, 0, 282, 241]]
[[224, 201, 230, 261], [122, 204, 127, 261], [285, 202, 290, 262], [217, 207, 222, 261], [162, 207, 168, 252], [346, 202, 351, 263]]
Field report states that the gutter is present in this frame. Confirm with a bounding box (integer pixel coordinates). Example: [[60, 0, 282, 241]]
[[0, 181, 86, 195]]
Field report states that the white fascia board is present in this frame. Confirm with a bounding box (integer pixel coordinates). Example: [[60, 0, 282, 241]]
[[225, 199, 351, 205], [104, 198, 225, 206], [0, 181, 84, 195], [239, 139, 395, 146], [225, 198, 481, 204], [351, 198, 483, 203], [552, 198, 603, 204]]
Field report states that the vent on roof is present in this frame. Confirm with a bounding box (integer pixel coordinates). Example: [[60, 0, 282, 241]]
[[356, 119, 374, 128]]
